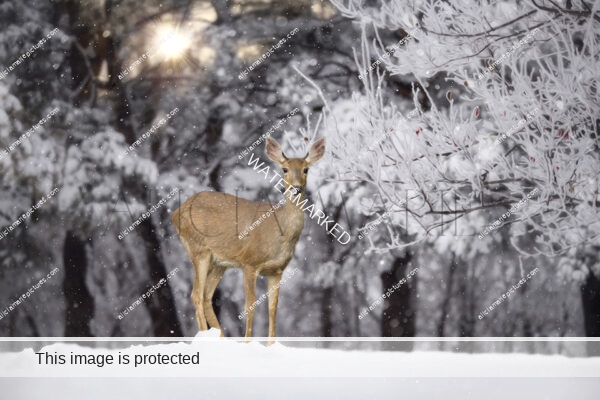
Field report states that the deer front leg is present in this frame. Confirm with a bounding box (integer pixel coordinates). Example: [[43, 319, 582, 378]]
[[266, 272, 282, 346], [242, 269, 258, 341]]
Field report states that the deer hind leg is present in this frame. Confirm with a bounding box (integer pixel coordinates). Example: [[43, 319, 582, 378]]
[[204, 265, 226, 336], [242, 269, 258, 341], [190, 251, 211, 331]]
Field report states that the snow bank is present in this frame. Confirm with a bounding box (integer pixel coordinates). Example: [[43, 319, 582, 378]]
[[2, 338, 600, 399], [1, 337, 599, 378]]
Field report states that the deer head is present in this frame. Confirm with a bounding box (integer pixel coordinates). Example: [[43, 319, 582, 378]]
[[264, 136, 326, 197]]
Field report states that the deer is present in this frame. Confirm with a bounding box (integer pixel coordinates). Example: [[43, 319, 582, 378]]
[[172, 136, 325, 344]]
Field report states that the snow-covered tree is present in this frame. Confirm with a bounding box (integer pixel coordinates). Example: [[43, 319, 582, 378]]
[[328, 0, 600, 336]]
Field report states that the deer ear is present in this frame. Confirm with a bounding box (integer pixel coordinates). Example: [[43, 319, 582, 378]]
[[305, 137, 325, 165], [265, 137, 287, 163]]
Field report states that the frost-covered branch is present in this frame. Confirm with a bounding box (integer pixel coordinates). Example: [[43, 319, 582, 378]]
[[329, 0, 600, 256]]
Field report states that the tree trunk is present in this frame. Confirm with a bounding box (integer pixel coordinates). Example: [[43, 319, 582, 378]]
[[320, 286, 334, 338], [137, 217, 183, 336], [319, 204, 347, 344], [61, 1, 97, 338], [437, 254, 457, 337], [63, 231, 93, 336], [456, 262, 476, 353], [581, 271, 600, 355], [457, 262, 475, 337], [208, 164, 224, 333], [380, 253, 416, 350]]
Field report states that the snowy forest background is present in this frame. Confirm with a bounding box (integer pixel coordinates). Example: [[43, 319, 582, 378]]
[[0, 0, 599, 345]]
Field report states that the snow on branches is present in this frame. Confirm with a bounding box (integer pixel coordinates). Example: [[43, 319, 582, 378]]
[[330, 0, 600, 256]]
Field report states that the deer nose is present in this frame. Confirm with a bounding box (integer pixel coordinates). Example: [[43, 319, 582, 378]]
[[292, 186, 303, 195]]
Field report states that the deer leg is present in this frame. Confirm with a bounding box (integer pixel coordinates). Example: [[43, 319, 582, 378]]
[[191, 252, 211, 331], [204, 265, 226, 336], [242, 269, 258, 341], [266, 272, 282, 346]]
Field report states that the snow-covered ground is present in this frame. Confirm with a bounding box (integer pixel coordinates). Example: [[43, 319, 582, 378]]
[[4, 376, 600, 400], [1, 332, 599, 399], [2, 341, 599, 378]]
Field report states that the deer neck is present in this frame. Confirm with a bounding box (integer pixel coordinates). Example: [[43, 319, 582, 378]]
[[279, 191, 305, 236]]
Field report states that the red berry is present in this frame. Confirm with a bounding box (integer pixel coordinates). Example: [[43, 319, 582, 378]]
[[530, 156, 535, 162]]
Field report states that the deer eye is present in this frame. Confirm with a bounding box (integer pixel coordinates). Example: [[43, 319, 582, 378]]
[[282, 168, 288, 173], [303, 168, 309, 174]]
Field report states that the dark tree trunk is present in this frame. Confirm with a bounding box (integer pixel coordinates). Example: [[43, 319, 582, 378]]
[[63, 231, 93, 336], [9, 310, 16, 337], [321, 286, 334, 338], [456, 262, 476, 353], [26, 314, 40, 337], [457, 262, 475, 338], [581, 272, 600, 355], [581, 272, 600, 336], [207, 165, 224, 332], [137, 218, 183, 337], [319, 204, 347, 343], [62, 2, 97, 338], [381, 253, 416, 350], [437, 254, 457, 337]]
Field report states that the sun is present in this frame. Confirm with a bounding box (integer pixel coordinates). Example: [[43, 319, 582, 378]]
[[162, 32, 192, 60], [153, 24, 192, 62]]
